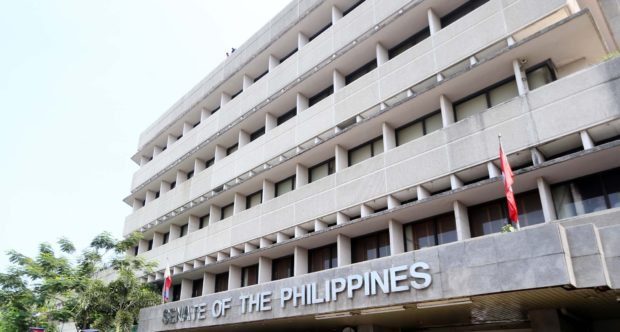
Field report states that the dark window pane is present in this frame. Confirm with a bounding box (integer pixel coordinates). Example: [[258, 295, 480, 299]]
[[603, 169, 620, 208], [250, 127, 265, 141], [180, 224, 189, 237], [412, 220, 436, 250], [241, 264, 259, 287], [147, 240, 153, 251], [388, 27, 430, 59], [309, 244, 337, 273], [221, 203, 234, 219], [277, 108, 297, 125], [215, 272, 229, 293], [192, 278, 203, 298], [309, 86, 333, 106], [162, 232, 169, 244], [352, 230, 390, 263], [172, 284, 181, 302], [199, 215, 209, 229], [517, 190, 544, 227], [345, 59, 377, 85], [343, 0, 364, 16], [275, 176, 295, 197], [440, 0, 489, 28], [226, 143, 238, 156], [272, 256, 294, 281], [469, 200, 506, 237], [436, 214, 457, 245]]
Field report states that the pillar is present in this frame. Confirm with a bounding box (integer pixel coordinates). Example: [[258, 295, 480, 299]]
[[335, 145, 348, 171], [243, 74, 254, 90], [296, 164, 308, 188], [258, 257, 272, 283], [145, 190, 156, 203], [234, 193, 246, 214], [200, 107, 210, 121], [537, 177, 557, 222], [263, 179, 275, 201], [387, 195, 401, 209], [132, 198, 144, 211], [333, 69, 345, 91], [244, 242, 257, 253], [167, 134, 177, 147], [268, 55, 280, 71], [453, 201, 471, 240], [209, 205, 221, 224], [298, 32, 309, 49], [417, 186, 430, 200], [531, 147, 546, 166], [180, 279, 192, 300], [202, 272, 215, 295], [188, 215, 200, 233], [337, 212, 350, 225], [294, 246, 308, 276], [487, 161, 501, 178], [220, 92, 231, 107], [450, 174, 464, 190], [160, 181, 171, 195], [332, 5, 343, 23], [228, 265, 241, 290], [238, 130, 250, 148], [580, 130, 595, 149], [360, 204, 374, 218], [512, 59, 529, 95], [137, 239, 149, 254], [139, 156, 150, 166], [440, 95, 455, 127], [153, 145, 163, 157], [389, 220, 405, 255], [382, 123, 396, 151], [297, 92, 309, 112], [315, 219, 328, 231], [265, 113, 277, 131], [214, 145, 226, 162], [176, 170, 188, 184], [294, 226, 308, 238], [194, 159, 206, 173], [170, 224, 181, 241], [337, 234, 351, 267], [376, 42, 389, 65], [153, 232, 164, 247], [427, 8, 441, 35]]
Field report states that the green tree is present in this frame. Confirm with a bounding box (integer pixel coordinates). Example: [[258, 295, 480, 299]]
[[0, 232, 159, 332]]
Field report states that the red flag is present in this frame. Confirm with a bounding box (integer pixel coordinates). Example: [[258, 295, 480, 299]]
[[162, 265, 172, 303], [499, 144, 519, 224]]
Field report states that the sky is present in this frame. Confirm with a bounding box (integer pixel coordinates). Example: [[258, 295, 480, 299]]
[[0, 0, 290, 271]]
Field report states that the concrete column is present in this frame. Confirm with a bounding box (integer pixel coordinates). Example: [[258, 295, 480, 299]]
[[337, 234, 351, 267], [194, 159, 206, 173], [487, 161, 501, 178], [231, 247, 242, 258], [333, 69, 345, 91], [297, 92, 309, 112], [153, 145, 163, 157], [170, 224, 181, 241], [294, 246, 308, 276], [276, 232, 289, 243], [220, 92, 231, 107], [387, 195, 401, 209], [265, 113, 277, 131], [180, 279, 193, 300], [242, 74, 254, 90], [440, 95, 455, 127], [238, 130, 250, 148], [314, 219, 328, 231], [228, 265, 241, 290], [259, 238, 273, 248], [298, 32, 309, 49], [450, 174, 464, 190], [453, 201, 471, 240], [268, 55, 280, 71], [382, 123, 396, 151], [580, 130, 595, 149], [200, 107, 210, 121], [376, 42, 389, 65], [137, 239, 149, 254], [132, 198, 144, 211], [214, 145, 226, 162], [263, 179, 275, 201], [530, 147, 546, 166], [188, 215, 200, 233], [202, 272, 215, 295], [537, 177, 557, 222], [335, 145, 348, 171], [332, 5, 343, 23], [209, 205, 221, 224], [244, 242, 257, 253], [529, 309, 562, 332], [153, 232, 164, 247], [360, 204, 374, 218], [139, 156, 150, 166], [160, 181, 171, 195], [427, 8, 441, 35], [417, 186, 430, 200], [145, 190, 156, 203], [337, 212, 350, 225], [512, 59, 529, 95], [389, 220, 405, 255], [176, 170, 187, 184], [258, 257, 272, 283], [182, 122, 192, 135], [294, 226, 308, 238], [166, 134, 177, 147], [234, 193, 246, 214], [296, 164, 308, 188]]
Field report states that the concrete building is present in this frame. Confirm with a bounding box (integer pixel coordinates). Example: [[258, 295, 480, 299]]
[[124, 0, 620, 331]]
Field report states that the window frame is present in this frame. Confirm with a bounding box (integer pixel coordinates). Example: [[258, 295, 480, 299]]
[[277, 108, 297, 126], [308, 85, 334, 107], [395, 110, 441, 146], [271, 255, 294, 281], [221, 203, 235, 219], [308, 243, 338, 273], [351, 230, 391, 263], [275, 175, 296, 197], [308, 157, 335, 183], [348, 135, 383, 166], [345, 59, 377, 85], [246, 190, 263, 209]]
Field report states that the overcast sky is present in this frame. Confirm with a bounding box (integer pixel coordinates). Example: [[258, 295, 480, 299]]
[[0, 0, 290, 270]]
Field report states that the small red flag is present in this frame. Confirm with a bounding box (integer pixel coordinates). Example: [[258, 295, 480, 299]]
[[499, 144, 519, 224]]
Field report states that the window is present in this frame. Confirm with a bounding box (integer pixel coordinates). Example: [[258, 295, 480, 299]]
[[133, 246, 138, 256], [309, 86, 333, 107], [280, 48, 297, 63], [211, 106, 220, 115], [192, 121, 201, 128], [154, 191, 160, 199], [169, 181, 176, 190], [348, 136, 384, 166], [454, 61, 556, 122], [226, 143, 238, 156], [552, 168, 620, 220], [404, 213, 457, 251], [162, 232, 170, 245], [221, 203, 234, 219], [309, 158, 335, 183], [352, 230, 390, 263], [250, 127, 265, 141], [199, 214, 209, 229], [176, 133, 183, 140], [215, 272, 229, 293], [308, 22, 331, 42], [172, 284, 181, 302], [272, 255, 294, 281], [388, 27, 430, 59], [308, 244, 337, 273], [396, 112, 442, 146], [275, 175, 296, 197], [147, 239, 153, 251], [255, 70, 268, 82], [246, 190, 262, 209], [230, 89, 242, 100], [179, 224, 189, 237], [206, 158, 215, 168], [469, 190, 544, 237], [187, 170, 194, 179], [345, 59, 377, 85], [241, 264, 259, 287], [277, 108, 296, 125], [192, 278, 203, 298], [440, 0, 489, 28], [342, 0, 364, 16]]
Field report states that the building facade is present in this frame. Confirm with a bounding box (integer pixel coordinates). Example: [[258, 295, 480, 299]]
[[125, 0, 620, 331]]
